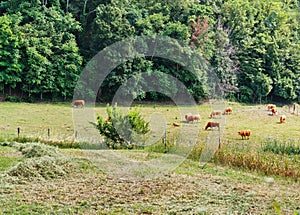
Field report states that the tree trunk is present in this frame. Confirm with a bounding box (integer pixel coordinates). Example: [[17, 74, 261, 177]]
[[83, 0, 88, 17], [66, 0, 69, 13]]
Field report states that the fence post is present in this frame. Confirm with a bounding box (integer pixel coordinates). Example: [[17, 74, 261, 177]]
[[163, 124, 167, 151], [17, 127, 20, 138], [48, 128, 50, 138], [218, 127, 221, 149]]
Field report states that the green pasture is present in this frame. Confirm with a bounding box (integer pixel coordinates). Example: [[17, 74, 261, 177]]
[[0, 102, 74, 140], [0, 102, 299, 214], [0, 101, 299, 146]]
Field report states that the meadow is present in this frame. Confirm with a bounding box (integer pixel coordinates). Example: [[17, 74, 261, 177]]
[[0, 101, 299, 214]]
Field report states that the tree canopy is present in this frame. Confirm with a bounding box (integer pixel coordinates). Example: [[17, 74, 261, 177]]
[[0, 0, 299, 103]]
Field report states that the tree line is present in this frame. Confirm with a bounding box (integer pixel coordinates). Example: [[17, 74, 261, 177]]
[[0, 0, 299, 103]]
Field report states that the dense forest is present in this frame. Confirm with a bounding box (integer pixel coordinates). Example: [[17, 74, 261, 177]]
[[0, 0, 299, 103]]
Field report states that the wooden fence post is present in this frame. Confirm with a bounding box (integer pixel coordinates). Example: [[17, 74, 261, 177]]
[[48, 128, 50, 138]]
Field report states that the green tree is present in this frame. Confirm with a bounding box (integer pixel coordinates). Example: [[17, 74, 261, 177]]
[[1, 0, 82, 100], [222, 0, 300, 102], [0, 14, 22, 95]]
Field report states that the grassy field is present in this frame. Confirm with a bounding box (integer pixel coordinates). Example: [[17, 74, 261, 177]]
[[0, 101, 300, 214], [0, 101, 299, 144]]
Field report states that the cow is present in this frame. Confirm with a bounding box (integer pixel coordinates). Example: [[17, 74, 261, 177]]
[[185, 114, 200, 123], [173, 122, 180, 127], [72, 100, 85, 108], [223, 107, 233, 115], [271, 107, 278, 116], [209, 111, 222, 118], [280, 115, 286, 123], [238, 130, 251, 140], [192, 114, 201, 122], [205, 122, 220, 130], [267, 104, 276, 111]]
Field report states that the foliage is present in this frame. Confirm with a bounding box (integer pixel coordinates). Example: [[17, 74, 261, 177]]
[[95, 104, 150, 149], [221, 0, 300, 102], [262, 138, 300, 155], [0, 0, 82, 101], [0, 0, 299, 103]]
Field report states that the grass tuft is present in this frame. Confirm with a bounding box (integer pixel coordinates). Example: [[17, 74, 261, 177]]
[[262, 138, 300, 155], [214, 143, 300, 179]]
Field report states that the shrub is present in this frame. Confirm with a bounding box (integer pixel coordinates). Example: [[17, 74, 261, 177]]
[[94, 104, 150, 149]]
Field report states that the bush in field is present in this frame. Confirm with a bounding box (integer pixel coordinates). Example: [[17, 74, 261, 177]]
[[95, 104, 150, 149]]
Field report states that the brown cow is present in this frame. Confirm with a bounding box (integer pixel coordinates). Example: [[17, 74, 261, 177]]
[[267, 104, 276, 111], [72, 100, 85, 108], [271, 107, 278, 116], [223, 107, 233, 115], [205, 122, 220, 130], [185, 114, 200, 123], [280, 115, 286, 123], [173, 122, 180, 127], [209, 111, 222, 118], [238, 130, 251, 139], [192, 115, 201, 122]]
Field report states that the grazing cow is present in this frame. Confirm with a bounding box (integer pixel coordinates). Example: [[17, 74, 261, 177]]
[[185, 114, 200, 123], [192, 115, 201, 122], [271, 107, 278, 116], [223, 107, 233, 115], [173, 122, 180, 127], [280, 115, 286, 123], [209, 111, 222, 118], [205, 122, 220, 130], [238, 130, 251, 139], [267, 104, 276, 111], [72, 100, 85, 108]]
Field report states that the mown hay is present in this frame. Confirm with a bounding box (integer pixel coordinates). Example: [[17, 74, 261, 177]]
[[1, 142, 72, 184], [12, 142, 61, 158]]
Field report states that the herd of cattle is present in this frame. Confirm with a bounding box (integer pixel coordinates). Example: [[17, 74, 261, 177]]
[[72, 99, 286, 140], [184, 104, 287, 140]]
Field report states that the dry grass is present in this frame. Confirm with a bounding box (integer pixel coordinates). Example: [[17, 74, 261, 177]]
[[0, 147, 299, 214]]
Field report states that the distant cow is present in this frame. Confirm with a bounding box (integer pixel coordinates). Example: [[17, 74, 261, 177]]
[[267, 104, 276, 111], [271, 107, 278, 116], [72, 100, 85, 108], [209, 111, 222, 118], [223, 107, 233, 115], [238, 130, 251, 140], [280, 115, 286, 123], [205, 122, 220, 130], [185, 114, 200, 123], [173, 122, 180, 127]]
